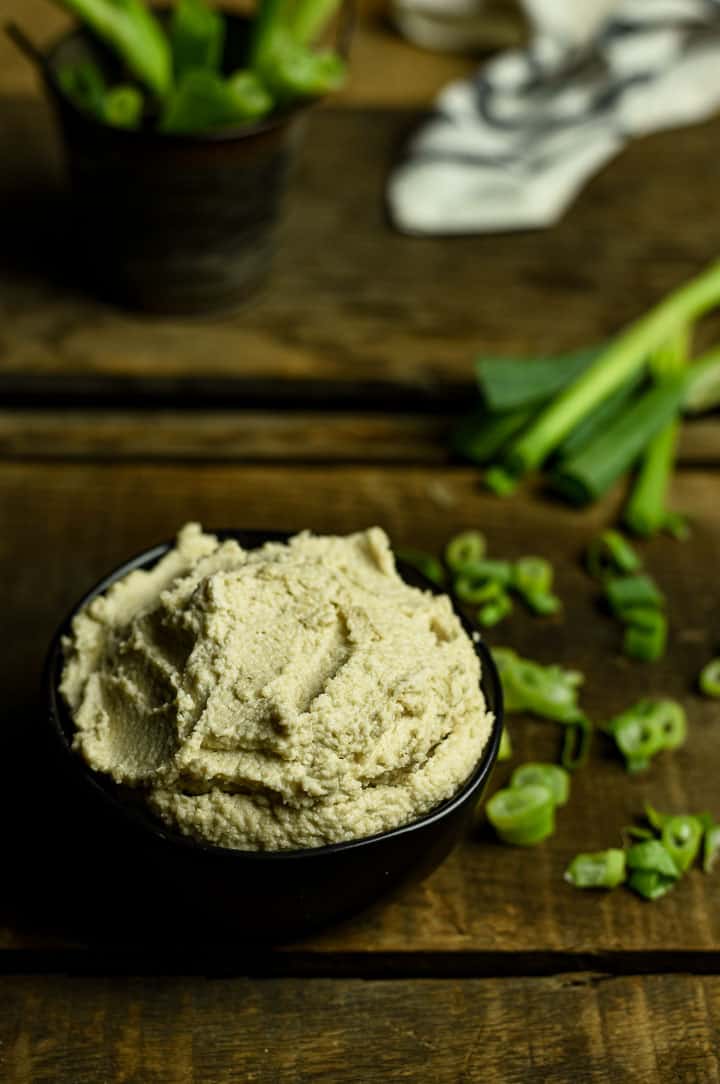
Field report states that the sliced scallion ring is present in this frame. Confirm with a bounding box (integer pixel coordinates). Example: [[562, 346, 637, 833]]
[[485, 784, 556, 846], [510, 762, 570, 807], [564, 849, 626, 889]]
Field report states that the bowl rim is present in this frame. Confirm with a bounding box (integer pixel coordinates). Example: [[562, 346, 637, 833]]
[[44, 528, 504, 863]]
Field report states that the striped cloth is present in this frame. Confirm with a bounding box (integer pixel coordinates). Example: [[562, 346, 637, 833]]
[[388, 0, 720, 234]]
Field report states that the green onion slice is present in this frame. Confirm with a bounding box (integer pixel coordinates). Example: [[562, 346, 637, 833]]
[[586, 530, 642, 580], [703, 824, 720, 874], [485, 784, 556, 846], [565, 849, 626, 889], [477, 591, 513, 628], [628, 869, 677, 900], [497, 727, 513, 762], [606, 574, 665, 616], [510, 762, 570, 806], [661, 816, 704, 872], [626, 839, 680, 879], [622, 613, 667, 662], [699, 658, 720, 698], [395, 548, 446, 588], [444, 531, 487, 573]]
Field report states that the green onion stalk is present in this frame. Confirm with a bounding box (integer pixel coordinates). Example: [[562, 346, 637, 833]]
[[501, 259, 720, 479]]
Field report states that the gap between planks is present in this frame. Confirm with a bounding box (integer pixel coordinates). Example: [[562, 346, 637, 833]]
[[1, 410, 719, 465]]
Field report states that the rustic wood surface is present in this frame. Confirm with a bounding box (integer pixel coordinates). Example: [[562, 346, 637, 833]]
[[2, 102, 720, 407], [2, 463, 719, 963], [2, 973, 719, 1084], [2, 1, 720, 1078]]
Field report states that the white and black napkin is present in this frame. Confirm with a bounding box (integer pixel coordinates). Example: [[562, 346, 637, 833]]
[[388, 0, 720, 234]]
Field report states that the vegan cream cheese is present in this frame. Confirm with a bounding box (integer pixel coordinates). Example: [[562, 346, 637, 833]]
[[61, 524, 493, 850]]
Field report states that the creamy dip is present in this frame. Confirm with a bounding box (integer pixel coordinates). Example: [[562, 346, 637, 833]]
[[61, 524, 493, 850]]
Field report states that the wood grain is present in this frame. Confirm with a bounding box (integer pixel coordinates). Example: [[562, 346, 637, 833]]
[[1, 462, 719, 956], [1, 973, 718, 1084], [3, 101, 720, 406], [1, 410, 720, 463]]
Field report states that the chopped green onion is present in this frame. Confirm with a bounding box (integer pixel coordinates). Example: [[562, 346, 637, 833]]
[[455, 578, 504, 606], [395, 547, 446, 589], [452, 408, 535, 465], [628, 869, 677, 900], [477, 590, 513, 627], [622, 825, 655, 843], [605, 699, 684, 773], [497, 727, 513, 762], [561, 715, 592, 772], [605, 574, 665, 617], [510, 762, 570, 806], [622, 611, 668, 662], [169, 0, 226, 81], [444, 532, 488, 573], [623, 418, 684, 538], [586, 530, 642, 580], [475, 345, 603, 413], [161, 69, 273, 133], [660, 816, 704, 872], [513, 557, 553, 597], [54, 0, 172, 97], [555, 373, 643, 460], [103, 84, 143, 128], [565, 849, 626, 889], [492, 648, 585, 725], [503, 258, 720, 476], [485, 465, 519, 497], [683, 347, 720, 414], [644, 803, 668, 832], [551, 378, 687, 506], [699, 658, 720, 698], [290, 0, 342, 45], [703, 824, 720, 874], [485, 784, 556, 846], [57, 59, 107, 117], [524, 591, 561, 616], [626, 839, 680, 900]]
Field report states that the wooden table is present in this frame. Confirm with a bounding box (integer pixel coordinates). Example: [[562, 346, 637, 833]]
[[2, 3, 720, 1081]]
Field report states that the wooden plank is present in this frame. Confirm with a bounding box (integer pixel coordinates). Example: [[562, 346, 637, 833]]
[[0, 973, 718, 1083], [1, 410, 719, 463], [1, 462, 719, 956], [3, 99, 720, 406]]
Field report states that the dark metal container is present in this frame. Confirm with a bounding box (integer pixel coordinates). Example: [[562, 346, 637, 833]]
[[44, 530, 503, 945], [43, 16, 306, 314]]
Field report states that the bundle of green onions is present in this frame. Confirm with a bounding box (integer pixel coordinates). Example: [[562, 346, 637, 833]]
[[454, 260, 720, 537], [565, 804, 720, 899], [38, 0, 346, 133]]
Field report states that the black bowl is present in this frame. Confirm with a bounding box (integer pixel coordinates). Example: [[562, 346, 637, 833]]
[[44, 530, 503, 943]]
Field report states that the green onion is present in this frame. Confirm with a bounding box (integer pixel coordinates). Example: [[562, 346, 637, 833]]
[[555, 373, 643, 460], [626, 839, 680, 900], [565, 849, 626, 889], [169, 0, 226, 81], [102, 84, 143, 128], [684, 347, 720, 414], [503, 259, 720, 476], [699, 658, 720, 698], [661, 816, 704, 872], [492, 648, 585, 725], [395, 547, 446, 589], [485, 465, 519, 497], [475, 345, 602, 413], [586, 530, 642, 580], [605, 699, 685, 772], [161, 69, 273, 133], [550, 378, 687, 506], [703, 824, 720, 874], [485, 784, 556, 846], [513, 557, 560, 616], [57, 59, 107, 117], [622, 611, 667, 662], [623, 418, 683, 538], [452, 408, 535, 465], [510, 762, 570, 806], [605, 574, 665, 617], [290, 0, 342, 45], [53, 0, 172, 96], [477, 591, 513, 627], [497, 727, 513, 762], [445, 531, 487, 572], [561, 715, 592, 772], [454, 561, 513, 599], [455, 578, 504, 606]]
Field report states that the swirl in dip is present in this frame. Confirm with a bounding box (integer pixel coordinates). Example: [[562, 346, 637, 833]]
[[61, 524, 493, 850]]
